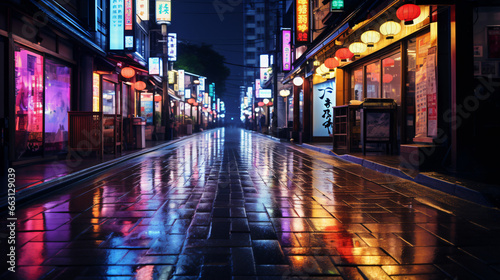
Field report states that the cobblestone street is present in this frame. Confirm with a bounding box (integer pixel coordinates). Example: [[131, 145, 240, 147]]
[[2, 128, 500, 279]]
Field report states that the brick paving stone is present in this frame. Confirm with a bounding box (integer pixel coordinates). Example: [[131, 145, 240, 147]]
[[5, 128, 500, 280]]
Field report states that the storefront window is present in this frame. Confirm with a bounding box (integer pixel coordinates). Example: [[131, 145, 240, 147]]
[[406, 38, 417, 142], [102, 80, 116, 114], [351, 68, 363, 101], [44, 58, 71, 155], [122, 83, 129, 117], [366, 61, 380, 98], [14, 47, 44, 159], [382, 53, 402, 104]]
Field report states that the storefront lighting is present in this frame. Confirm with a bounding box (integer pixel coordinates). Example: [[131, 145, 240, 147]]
[[135, 81, 146, 91], [121, 67, 135, 78], [335, 48, 354, 62], [349, 42, 367, 57], [379, 21, 401, 39], [324, 57, 339, 69], [361, 30, 381, 47], [397, 4, 421, 25], [293, 76, 304, 86]]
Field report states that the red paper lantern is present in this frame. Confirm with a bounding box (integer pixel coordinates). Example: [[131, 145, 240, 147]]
[[383, 74, 393, 83], [154, 94, 162, 102], [267, 101, 273, 106], [193, 102, 199, 106], [187, 98, 195, 104], [396, 4, 421, 25], [335, 48, 354, 62], [135, 81, 146, 91], [324, 57, 339, 69], [121, 67, 135, 79], [258, 101, 264, 107], [383, 58, 395, 68]]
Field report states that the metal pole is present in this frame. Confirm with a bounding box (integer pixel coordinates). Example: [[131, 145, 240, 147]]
[[162, 24, 171, 140]]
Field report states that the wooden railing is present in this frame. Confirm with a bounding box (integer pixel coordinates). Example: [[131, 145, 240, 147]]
[[68, 112, 122, 158]]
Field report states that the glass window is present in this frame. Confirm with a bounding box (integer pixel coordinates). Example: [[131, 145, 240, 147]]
[[366, 61, 380, 99], [351, 68, 363, 101], [14, 47, 44, 159], [382, 53, 402, 104], [44, 59, 71, 155], [102, 80, 116, 114]]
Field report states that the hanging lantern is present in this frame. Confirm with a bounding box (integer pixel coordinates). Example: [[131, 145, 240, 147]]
[[383, 58, 395, 68], [324, 57, 339, 69], [120, 67, 135, 79], [379, 21, 401, 39], [279, 89, 291, 97], [258, 101, 265, 107], [349, 42, 367, 57], [267, 101, 273, 106], [293, 76, 304, 86], [319, 64, 329, 74], [335, 48, 354, 62], [187, 98, 195, 104], [135, 81, 146, 91], [154, 94, 162, 102], [313, 60, 321, 66], [193, 102, 199, 106], [361, 30, 381, 47], [263, 98, 270, 105], [383, 74, 393, 83], [397, 4, 421, 25], [316, 67, 323, 76]]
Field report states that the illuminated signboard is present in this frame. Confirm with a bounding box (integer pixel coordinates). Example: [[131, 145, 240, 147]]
[[185, 88, 191, 99], [258, 89, 272, 99], [209, 83, 215, 97], [255, 79, 261, 98], [331, 0, 344, 11], [247, 86, 252, 97], [156, 0, 171, 24], [178, 70, 185, 92], [125, 0, 133, 30], [198, 77, 205, 103], [110, 0, 124, 50], [137, 0, 149, 20], [168, 33, 177, 61], [296, 0, 309, 43], [260, 54, 270, 83], [282, 29, 291, 71], [217, 98, 220, 112], [148, 57, 162, 75], [125, 36, 133, 48]]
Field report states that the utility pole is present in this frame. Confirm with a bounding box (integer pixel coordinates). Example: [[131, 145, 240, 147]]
[[161, 24, 171, 140]]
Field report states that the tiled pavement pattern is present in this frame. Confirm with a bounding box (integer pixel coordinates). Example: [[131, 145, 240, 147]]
[[2, 128, 500, 279]]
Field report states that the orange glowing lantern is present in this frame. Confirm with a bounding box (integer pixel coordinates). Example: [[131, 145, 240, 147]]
[[135, 81, 146, 91], [258, 101, 264, 107], [335, 48, 354, 62], [187, 98, 195, 104], [397, 4, 421, 25], [383, 74, 393, 83], [154, 94, 162, 102], [121, 67, 135, 79], [324, 57, 339, 69]]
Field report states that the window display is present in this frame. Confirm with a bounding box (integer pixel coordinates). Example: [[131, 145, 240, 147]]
[[366, 61, 380, 98], [44, 59, 71, 155], [103, 80, 117, 114], [351, 68, 363, 101], [382, 53, 401, 104], [15, 47, 44, 159]]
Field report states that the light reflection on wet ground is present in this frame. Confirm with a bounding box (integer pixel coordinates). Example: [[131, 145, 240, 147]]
[[2, 128, 500, 279]]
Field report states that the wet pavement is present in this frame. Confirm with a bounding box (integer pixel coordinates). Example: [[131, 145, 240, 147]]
[[2, 128, 500, 279]]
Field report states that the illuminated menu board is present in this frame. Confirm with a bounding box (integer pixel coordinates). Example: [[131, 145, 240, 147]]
[[296, 0, 309, 43]]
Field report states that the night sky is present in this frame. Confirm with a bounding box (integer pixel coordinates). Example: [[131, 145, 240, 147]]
[[168, 0, 245, 121]]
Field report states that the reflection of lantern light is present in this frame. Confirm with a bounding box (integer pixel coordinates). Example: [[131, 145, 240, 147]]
[[383, 58, 395, 67], [380, 21, 401, 39], [324, 57, 339, 69], [397, 4, 421, 25], [361, 30, 381, 47], [258, 101, 264, 107], [383, 74, 393, 83], [349, 42, 367, 57], [336, 48, 354, 62], [121, 67, 135, 78], [135, 81, 146, 91], [293, 76, 304, 86], [154, 94, 162, 102]]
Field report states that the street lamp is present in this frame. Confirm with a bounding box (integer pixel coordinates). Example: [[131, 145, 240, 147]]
[[156, 0, 172, 140], [279, 89, 291, 128]]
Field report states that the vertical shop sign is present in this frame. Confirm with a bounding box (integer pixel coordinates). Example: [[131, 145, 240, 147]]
[[178, 70, 185, 92], [282, 29, 291, 71], [125, 0, 133, 30], [260, 54, 269, 83], [110, 0, 124, 50], [156, 0, 171, 24], [137, 0, 149, 20], [313, 80, 335, 136], [255, 79, 261, 98], [296, 0, 309, 43], [426, 47, 437, 137], [168, 33, 177, 61]]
